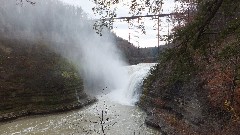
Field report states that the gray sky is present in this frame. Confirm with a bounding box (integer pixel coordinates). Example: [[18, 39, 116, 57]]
[[59, 0, 176, 47]]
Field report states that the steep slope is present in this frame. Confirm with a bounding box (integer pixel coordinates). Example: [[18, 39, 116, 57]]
[[0, 39, 95, 122], [139, 0, 240, 134]]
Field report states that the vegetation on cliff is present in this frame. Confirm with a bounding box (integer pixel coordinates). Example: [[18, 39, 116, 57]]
[[140, 0, 240, 134], [0, 38, 96, 122], [0, 0, 96, 122], [114, 34, 161, 64], [12, 0, 239, 133]]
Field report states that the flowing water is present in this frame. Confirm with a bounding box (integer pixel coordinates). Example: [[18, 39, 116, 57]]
[[107, 63, 156, 105], [0, 63, 160, 135]]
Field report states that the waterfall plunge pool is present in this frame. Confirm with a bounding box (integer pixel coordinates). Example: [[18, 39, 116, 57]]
[[0, 63, 160, 135]]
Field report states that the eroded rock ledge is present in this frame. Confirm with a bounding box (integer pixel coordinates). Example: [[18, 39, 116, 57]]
[[0, 39, 95, 123]]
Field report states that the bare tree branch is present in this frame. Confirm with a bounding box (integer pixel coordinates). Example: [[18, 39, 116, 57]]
[[196, 0, 224, 41], [17, 0, 36, 5]]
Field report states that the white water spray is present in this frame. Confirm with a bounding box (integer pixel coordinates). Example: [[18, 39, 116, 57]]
[[0, 0, 156, 105], [107, 63, 156, 106]]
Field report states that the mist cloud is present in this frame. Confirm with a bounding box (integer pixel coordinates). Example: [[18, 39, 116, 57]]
[[0, 0, 129, 95]]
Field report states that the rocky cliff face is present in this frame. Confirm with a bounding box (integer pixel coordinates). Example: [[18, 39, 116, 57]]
[[0, 39, 96, 122], [139, 1, 240, 134], [139, 37, 240, 135]]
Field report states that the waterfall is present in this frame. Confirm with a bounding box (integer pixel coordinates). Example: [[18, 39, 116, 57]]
[[107, 63, 156, 106]]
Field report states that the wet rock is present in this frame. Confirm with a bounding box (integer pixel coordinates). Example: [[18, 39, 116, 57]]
[[145, 115, 178, 135], [145, 115, 160, 128], [158, 120, 177, 135]]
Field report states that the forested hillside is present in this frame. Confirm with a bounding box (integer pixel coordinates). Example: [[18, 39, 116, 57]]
[[140, 0, 240, 134], [114, 35, 163, 64]]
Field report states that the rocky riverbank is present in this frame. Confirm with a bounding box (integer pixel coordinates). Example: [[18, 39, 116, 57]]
[[0, 96, 96, 123], [139, 72, 240, 134]]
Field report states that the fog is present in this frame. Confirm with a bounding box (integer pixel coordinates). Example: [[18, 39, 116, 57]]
[[0, 0, 129, 95]]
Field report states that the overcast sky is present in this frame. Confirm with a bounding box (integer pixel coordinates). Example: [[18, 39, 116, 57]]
[[59, 0, 176, 47]]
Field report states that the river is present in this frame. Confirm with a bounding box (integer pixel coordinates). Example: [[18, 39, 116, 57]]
[[0, 63, 160, 135]]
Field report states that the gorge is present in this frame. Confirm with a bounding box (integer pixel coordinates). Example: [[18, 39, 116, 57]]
[[0, 0, 160, 134], [0, 63, 159, 135]]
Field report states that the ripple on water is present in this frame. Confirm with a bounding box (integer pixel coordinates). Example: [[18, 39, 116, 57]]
[[0, 98, 161, 135]]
